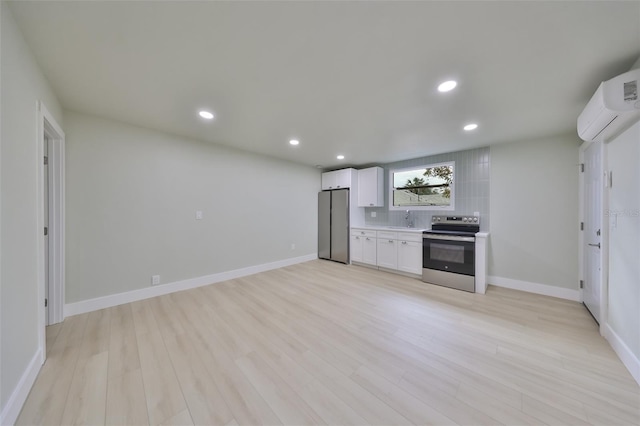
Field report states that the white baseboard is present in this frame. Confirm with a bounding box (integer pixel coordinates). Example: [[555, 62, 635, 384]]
[[0, 349, 42, 426], [487, 275, 582, 302], [603, 323, 640, 386], [65, 254, 317, 317]]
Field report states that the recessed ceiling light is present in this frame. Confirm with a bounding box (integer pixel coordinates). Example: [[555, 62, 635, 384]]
[[337, 155, 345, 160], [437, 80, 457, 92], [464, 123, 478, 131], [289, 139, 299, 146], [198, 110, 214, 120]]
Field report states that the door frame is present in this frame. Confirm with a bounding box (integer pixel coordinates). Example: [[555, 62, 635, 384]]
[[36, 101, 65, 362], [578, 139, 608, 334]]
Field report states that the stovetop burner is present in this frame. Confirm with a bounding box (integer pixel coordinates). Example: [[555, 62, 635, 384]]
[[423, 229, 478, 236], [426, 215, 480, 235]]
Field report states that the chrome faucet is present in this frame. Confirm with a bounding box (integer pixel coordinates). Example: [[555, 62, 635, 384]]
[[405, 210, 413, 228]]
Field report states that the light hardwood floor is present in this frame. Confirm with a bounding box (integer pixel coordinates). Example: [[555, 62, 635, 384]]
[[17, 260, 640, 425]]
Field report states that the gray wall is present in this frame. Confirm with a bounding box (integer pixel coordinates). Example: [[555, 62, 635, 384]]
[[0, 2, 64, 413], [607, 121, 640, 360], [489, 134, 580, 289], [364, 147, 490, 231], [65, 111, 319, 303]]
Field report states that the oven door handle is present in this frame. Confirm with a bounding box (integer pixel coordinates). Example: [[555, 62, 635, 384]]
[[423, 234, 475, 242]]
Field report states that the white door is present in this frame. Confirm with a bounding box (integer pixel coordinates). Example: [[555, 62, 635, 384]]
[[44, 138, 50, 325], [583, 141, 602, 323]]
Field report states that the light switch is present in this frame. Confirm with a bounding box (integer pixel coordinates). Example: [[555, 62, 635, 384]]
[[371, 211, 377, 218], [196, 210, 203, 220]]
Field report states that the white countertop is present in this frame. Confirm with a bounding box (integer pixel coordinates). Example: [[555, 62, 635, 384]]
[[352, 225, 427, 233], [354, 225, 489, 236]]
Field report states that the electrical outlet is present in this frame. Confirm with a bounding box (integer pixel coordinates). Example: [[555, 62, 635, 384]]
[[474, 212, 480, 217], [195, 210, 203, 220], [371, 211, 377, 218], [290, 243, 296, 250], [151, 275, 160, 285]]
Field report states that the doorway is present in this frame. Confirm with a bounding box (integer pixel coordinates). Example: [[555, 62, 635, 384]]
[[37, 101, 65, 361], [580, 140, 604, 325]]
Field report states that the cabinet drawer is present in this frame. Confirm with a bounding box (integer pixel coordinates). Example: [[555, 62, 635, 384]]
[[376, 231, 398, 240], [396, 232, 422, 243], [351, 228, 376, 238]]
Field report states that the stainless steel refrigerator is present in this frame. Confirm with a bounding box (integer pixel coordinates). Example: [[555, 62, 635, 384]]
[[318, 189, 350, 264]]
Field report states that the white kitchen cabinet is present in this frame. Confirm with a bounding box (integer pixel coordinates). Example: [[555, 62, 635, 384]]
[[376, 231, 398, 270], [396, 232, 422, 275], [322, 168, 355, 190], [351, 227, 423, 276], [350, 235, 363, 263], [351, 228, 376, 266], [397, 240, 422, 275], [362, 236, 377, 265], [357, 167, 384, 207], [321, 172, 336, 190]]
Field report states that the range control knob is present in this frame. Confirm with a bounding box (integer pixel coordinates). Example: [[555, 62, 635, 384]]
[[463, 217, 468, 222], [473, 217, 478, 222]]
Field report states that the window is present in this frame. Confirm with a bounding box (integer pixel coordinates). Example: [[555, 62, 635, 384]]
[[389, 162, 455, 210]]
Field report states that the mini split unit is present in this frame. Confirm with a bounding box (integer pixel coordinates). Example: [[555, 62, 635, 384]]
[[578, 68, 640, 142]]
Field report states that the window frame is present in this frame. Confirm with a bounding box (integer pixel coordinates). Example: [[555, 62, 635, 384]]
[[388, 161, 455, 211]]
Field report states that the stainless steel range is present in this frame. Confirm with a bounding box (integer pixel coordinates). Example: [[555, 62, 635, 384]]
[[422, 215, 479, 292]]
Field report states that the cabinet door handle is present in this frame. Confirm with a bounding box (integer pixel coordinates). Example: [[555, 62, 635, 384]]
[[401, 241, 407, 244], [369, 203, 374, 206], [355, 236, 360, 240], [388, 240, 394, 243], [366, 237, 370, 241]]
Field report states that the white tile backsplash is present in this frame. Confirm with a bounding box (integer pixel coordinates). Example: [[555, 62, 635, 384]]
[[363, 147, 490, 231]]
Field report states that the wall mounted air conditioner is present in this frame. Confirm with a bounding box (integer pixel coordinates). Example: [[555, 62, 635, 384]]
[[578, 68, 640, 142]]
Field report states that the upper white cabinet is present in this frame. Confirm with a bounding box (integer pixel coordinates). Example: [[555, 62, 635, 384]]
[[357, 167, 384, 207], [322, 168, 355, 190]]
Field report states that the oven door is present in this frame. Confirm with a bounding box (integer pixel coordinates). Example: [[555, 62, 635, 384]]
[[422, 234, 475, 276]]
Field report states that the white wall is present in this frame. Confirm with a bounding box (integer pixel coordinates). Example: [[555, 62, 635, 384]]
[[0, 1, 63, 419], [489, 135, 580, 294], [65, 111, 319, 304], [606, 120, 640, 363]]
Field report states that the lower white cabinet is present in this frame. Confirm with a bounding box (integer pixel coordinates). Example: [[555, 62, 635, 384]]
[[351, 234, 363, 263], [376, 238, 397, 269], [362, 236, 377, 265], [351, 229, 377, 266], [397, 240, 422, 275], [351, 228, 423, 276], [376, 231, 398, 270]]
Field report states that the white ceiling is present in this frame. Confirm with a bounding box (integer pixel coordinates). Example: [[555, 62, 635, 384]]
[[8, 1, 640, 169]]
